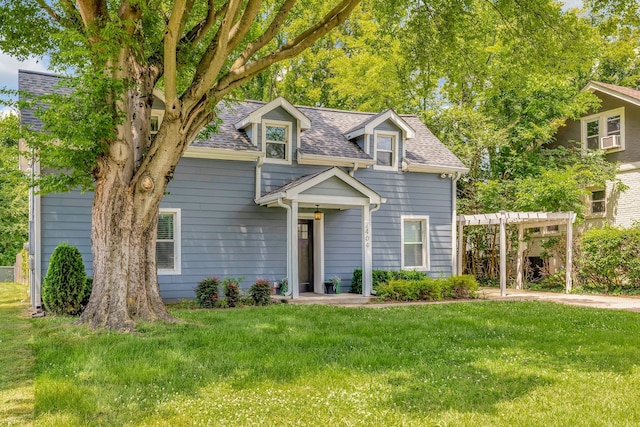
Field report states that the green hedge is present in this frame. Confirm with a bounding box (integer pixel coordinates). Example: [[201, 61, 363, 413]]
[[351, 268, 430, 294], [377, 275, 478, 302], [579, 225, 640, 294]]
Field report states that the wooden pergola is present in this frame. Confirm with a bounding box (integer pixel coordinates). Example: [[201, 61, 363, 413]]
[[457, 211, 577, 296]]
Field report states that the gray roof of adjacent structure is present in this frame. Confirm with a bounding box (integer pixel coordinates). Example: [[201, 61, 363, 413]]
[[195, 101, 466, 169], [591, 81, 640, 103]]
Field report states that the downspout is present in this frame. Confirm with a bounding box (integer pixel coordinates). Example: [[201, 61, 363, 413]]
[[276, 198, 292, 297], [349, 163, 359, 177], [254, 157, 264, 201], [451, 172, 462, 276]]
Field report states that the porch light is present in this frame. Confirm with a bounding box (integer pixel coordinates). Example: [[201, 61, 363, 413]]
[[314, 205, 321, 220]]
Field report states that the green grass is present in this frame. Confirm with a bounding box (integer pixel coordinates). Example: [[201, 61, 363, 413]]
[[3, 283, 640, 426], [0, 283, 34, 426]]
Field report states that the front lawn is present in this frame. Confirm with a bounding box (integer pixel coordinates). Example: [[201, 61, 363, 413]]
[[3, 283, 640, 426]]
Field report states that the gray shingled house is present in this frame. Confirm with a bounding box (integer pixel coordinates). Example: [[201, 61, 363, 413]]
[[20, 69, 468, 302]]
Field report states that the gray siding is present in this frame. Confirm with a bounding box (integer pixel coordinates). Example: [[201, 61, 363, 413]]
[[555, 93, 640, 163], [40, 156, 454, 299]]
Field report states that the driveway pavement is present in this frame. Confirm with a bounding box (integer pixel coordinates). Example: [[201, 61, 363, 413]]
[[480, 287, 640, 312]]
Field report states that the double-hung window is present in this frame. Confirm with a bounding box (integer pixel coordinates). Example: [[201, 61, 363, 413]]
[[374, 131, 398, 171], [157, 208, 181, 275], [581, 107, 625, 152], [401, 216, 429, 270], [264, 121, 291, 163]]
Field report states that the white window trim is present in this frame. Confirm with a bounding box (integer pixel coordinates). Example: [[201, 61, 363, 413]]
[[373, 130, 400, 171], [581, 107, 625, 153], [401, 215, 430, 271], [158, 208, 181, 275], [262, 119, 292, 165]]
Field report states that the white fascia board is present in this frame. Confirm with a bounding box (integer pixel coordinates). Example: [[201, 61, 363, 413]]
[[404, 163, 470, 174], [297, 152, 375, 167], [235, 97, 311, 130], [583, 82, 640, 108], [364, 111, 416, 139], [184, 146, 262, 161], [255, 193, 285, 205], [286, 167, 383, 205], [344, 128, 365, 140]]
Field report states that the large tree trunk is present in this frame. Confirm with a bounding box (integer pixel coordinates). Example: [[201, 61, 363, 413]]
[[78, 158, 176, 331]]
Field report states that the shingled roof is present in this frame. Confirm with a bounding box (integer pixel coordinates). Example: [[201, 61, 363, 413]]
[[18, 70, 72, 132], [585, 81, 640, 106], [194, 101, 467, 171]]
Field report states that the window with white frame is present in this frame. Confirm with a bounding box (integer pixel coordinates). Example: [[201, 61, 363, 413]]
[[590, 189, 606, 215], [401, 216, 429, 270], [581, 107, 624, 151], [157, 208, 181, 274], [374, 131, 398, 170], [264, 122, 290, 162]]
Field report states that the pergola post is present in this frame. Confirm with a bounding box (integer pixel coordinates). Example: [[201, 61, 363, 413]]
[[565, 212, 575, 294], [457, 219, 464, 275], [516, 225, 525, 290], [499, 211, 507, 297]]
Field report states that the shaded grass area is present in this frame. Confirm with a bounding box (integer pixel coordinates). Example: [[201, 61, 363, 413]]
[[2, 288, 638, 426], [0, 283, 34, 426]]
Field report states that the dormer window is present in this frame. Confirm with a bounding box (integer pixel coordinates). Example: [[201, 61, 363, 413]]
[[374, 131, 399, 171], [263, 120, 291, 164], [581, 107, 624, 152]]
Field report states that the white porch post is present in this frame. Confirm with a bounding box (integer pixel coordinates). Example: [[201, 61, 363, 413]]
[[499, 211, 507, 297], [291, 201, 299, 298], [516, 225, 525, 290], [565, 212, 574, 294], [362, 205, 373, 296]]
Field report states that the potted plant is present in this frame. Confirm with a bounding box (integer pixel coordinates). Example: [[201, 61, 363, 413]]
[[325, 276, 341, 294], [275, 278, 288, 295]]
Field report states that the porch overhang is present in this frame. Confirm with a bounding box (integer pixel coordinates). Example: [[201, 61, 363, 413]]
[[255, 167, 386, 207], [256, 167, 385, 299]]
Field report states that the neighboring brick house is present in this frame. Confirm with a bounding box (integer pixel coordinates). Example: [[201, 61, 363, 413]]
[[555, 81, 640, 228], [20, 70, 468, 304]]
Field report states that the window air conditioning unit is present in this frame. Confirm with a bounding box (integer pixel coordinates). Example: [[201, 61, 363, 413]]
[[600, 135, 620, 149]]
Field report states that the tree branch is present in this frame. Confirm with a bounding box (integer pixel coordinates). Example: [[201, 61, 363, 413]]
[[35, 0, 62, 23], [227, 0, 263, 52], [219, 0, 361, 97], [164, 0, 190, 111], [181, 0, 228, 47], [76, 0, 109, 37]]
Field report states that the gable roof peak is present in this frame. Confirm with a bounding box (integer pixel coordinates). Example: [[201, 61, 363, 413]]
[[583, 80, 640, 107], [344, 109, 416, 140], [234, 96, 311, 130]]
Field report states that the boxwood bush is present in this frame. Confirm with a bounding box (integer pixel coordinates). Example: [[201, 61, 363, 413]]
[[41, 243, 90, 315], [351, 268, 430, 294]]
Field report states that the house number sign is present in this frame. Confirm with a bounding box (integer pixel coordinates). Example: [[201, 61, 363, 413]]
[[365, 221, 370, 249]]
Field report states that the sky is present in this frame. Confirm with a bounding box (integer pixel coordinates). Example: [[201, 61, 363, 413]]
[[0, 0, 586, 116]]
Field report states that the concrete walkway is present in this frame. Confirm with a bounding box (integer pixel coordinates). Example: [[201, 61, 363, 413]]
[[480, 287, 640, 312], [274, 288, 640, 312]]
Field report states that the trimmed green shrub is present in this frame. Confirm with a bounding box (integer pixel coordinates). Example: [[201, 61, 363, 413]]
[[377, 275, 478, 302], [351, 269, 363, 294], [195, 276, 221, 308], [223, 278, 241, 307], [378, 279, 442, 302], [442, 275, 479, 299], [41, 243, 90, 315], [578, 225, 640, 294], [249, 279, 272, 306]]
